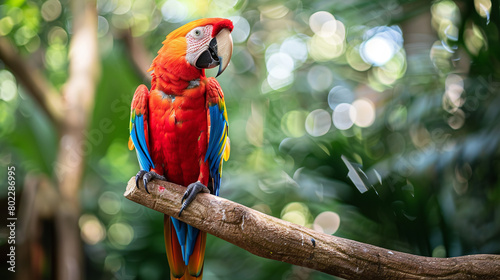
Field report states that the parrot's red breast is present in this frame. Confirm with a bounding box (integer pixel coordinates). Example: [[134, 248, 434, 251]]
[[148, 82, 210, 187]]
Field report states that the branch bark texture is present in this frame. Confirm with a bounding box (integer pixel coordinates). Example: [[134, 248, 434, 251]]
[[124, 177, 500, 280]]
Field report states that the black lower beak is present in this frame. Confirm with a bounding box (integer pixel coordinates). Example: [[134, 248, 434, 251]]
[[195, 38, 220, 69]]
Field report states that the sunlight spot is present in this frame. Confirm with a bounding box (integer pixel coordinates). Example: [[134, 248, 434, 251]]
[[0, 17, 14, 36], [309, 11, 336, 37], [305, 109, 331, 137], [267, 52, 294, 80], [280, 36, 308, 65], [328, 86, 354, 110], [14, 26, 36, 46], [104, 254, 124, 272], [0, 79, 17, 102], [448, 109, 465, 129], [229, 16, 250, 43], [114, 0, 132, 15], [41, 0, 62, 22], [259, 4, 289, 19], [333, 103, 354, 130], [108, 222, 134, 247], [281, 110, 307, 137], [313, 211, 340, 235], [97, 16, 110, 38], [161, 0, 188, 23], [432, 245, 447, 258], [48, 26, 68, 45], [360, 26, 403, 66], [443, 74, 464, 112], [346, 45, 371, 72], [79, 214, 106, 245], [98, 191, 121, 215], [351, 99, 375, 127], [474, 0, 491, 22], [281, 202, 311, 227]]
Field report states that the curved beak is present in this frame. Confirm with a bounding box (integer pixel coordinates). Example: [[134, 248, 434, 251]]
[[195, 28, 233, 77]]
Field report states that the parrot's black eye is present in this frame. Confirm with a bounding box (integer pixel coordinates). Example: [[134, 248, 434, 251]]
[[193, 28, 203, 38]]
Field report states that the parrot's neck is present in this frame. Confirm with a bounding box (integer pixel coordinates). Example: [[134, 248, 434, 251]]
[[150, 47, 205, 94]]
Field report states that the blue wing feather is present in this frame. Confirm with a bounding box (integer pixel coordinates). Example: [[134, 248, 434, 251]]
[[131, 115, 154, 171], [205, 104, 228, 196]]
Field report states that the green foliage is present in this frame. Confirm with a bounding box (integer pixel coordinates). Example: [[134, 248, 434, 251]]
[[1, 0, 500, 279]]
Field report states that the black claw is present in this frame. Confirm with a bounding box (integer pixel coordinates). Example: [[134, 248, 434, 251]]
[[134, 170, 166, 194], [178, 181, 209, 217], [135, 170, 147, 189], [143, 177, 151, 194]]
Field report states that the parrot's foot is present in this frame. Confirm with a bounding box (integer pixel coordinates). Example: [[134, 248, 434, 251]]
[[178, 181, 209, 217], [135, 170, 166, 194]]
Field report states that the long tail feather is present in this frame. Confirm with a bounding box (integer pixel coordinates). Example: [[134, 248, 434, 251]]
[[164, 215, 186, 279], [165, 215, 207, 279], [187, 231, 207, 279]]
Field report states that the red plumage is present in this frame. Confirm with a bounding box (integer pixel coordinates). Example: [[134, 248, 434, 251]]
[[129, 18, 233, 280]]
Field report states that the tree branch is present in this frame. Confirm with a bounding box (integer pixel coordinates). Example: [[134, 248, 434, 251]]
[[0, 37, 63, 126], [119, 28, 152, 82], [124, 177, 500, 280]]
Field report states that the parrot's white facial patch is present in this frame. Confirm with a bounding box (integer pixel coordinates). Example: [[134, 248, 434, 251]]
[[185, 25, 213, 66]]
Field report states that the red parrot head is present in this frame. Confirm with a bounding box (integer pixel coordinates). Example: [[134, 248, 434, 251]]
[[152, 18, 234, 82]]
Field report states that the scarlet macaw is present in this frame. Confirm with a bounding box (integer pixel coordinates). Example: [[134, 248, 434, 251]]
[[128, 18, 233, 279]]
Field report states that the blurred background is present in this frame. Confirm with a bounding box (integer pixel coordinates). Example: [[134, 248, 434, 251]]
[[1, 0, 499, 279]]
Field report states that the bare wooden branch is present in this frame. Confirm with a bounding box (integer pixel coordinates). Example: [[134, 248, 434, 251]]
[[124, 177, 500, 280]]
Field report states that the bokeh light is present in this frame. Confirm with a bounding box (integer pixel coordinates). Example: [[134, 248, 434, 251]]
[[333, 103, 355, 130], [280, 35, 308, 66], [281, 110, 308, 137], [309, 11, 336, 37], [108, 222, 134, 248], [328, 86, 354, 110], [360, 26, 403, 66], [281, 202, 312, 227], [98, 191, 122, 215], [48, 26, 68, 45], [443, 74, 464, 113], [79, 214, 106, 245], [0, 70, 18, 102], [305, 109, 332, 137], [313, 211, 340, 235], [97, 16, 110, 38], [351, 99, 375, 128], [308, 11, 346, 61], [161, 0, 188, 23], [41, 0, 62, 22], [259, 3, 289, 19], [266, 52, 294, 80], [229, 16, 251, 43], [474, 0, 492, 21]]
